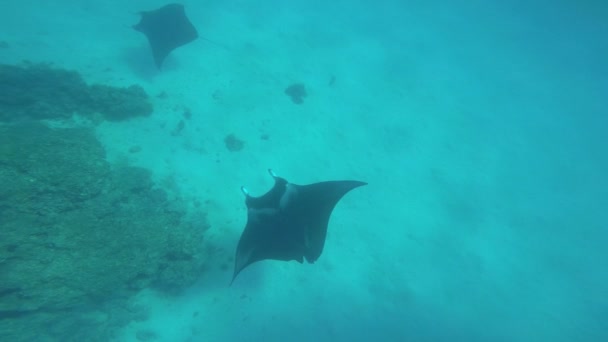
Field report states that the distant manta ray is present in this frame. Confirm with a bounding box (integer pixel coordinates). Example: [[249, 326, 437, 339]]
[[232, 169, 367, 284], [132, 3, 198, 69]]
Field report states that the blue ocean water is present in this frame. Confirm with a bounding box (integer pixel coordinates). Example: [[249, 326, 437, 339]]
[[0, 0, 606, 341]]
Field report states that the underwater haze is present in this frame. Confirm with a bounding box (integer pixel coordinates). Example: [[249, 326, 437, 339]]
[[0, 0, 607, 341]]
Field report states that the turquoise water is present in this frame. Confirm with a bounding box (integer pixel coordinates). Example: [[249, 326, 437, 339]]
[[1, 0, 606, 341]]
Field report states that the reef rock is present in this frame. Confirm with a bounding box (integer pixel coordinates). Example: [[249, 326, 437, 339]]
[[0, 63, 153, 122], [0, 122, 208, 340]]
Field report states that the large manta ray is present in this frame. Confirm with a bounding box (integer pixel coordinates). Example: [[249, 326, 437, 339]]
[[132, 3, 198, 69], [232, 170, 366, 283]]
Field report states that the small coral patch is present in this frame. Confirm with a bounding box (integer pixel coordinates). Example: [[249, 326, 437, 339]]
[[224, 133, 244, 152], [285, 83, 307, 104]]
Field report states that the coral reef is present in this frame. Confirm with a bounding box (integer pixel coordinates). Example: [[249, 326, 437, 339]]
[[0, 123, 209, 341], [0, 63, 153, 122]]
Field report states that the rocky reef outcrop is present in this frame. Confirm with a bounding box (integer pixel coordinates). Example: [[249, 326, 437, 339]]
[[0, 63, 153, 122], [0, 122, 209, 341]]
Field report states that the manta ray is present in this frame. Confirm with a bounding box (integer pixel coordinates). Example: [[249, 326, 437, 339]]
[[132, 3, 198, 68], [232, 169, 366, 283]]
